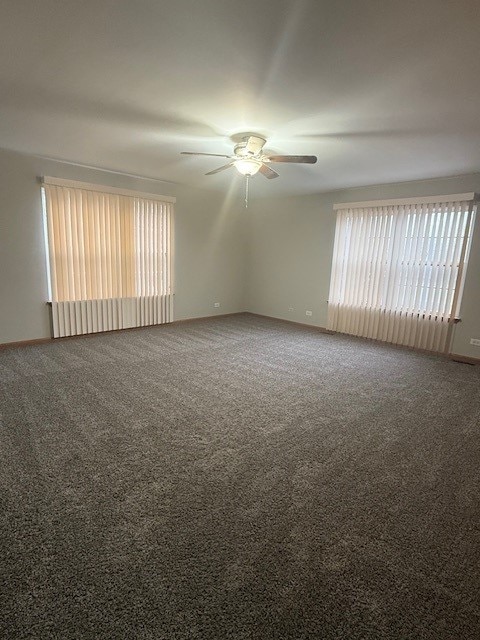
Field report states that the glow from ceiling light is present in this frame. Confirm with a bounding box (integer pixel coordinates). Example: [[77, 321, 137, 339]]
[[234, 158, 261, 176]]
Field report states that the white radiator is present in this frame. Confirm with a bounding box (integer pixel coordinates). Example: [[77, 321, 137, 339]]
[[51, 295, 173, 338]]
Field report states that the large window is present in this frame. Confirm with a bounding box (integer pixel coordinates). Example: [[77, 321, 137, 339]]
[[328, 194, 476, 353], [42, 177, 174, 337]]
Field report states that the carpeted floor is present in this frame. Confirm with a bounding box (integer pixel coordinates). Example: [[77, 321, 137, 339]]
[[1, 313, 480, 639]]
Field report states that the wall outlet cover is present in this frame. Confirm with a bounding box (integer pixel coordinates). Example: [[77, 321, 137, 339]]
[[470, 338, 480, 346], [214, 302, 220, 308], [306, 310, 312, 316]]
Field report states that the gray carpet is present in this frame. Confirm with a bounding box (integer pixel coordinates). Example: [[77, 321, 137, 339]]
[[1, 313, 480, 639]]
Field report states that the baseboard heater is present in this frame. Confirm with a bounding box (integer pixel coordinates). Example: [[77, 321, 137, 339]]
[[50, 295, 173, 338]]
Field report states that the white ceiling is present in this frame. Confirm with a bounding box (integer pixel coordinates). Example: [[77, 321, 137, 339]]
[[1, 0, 480, 196]]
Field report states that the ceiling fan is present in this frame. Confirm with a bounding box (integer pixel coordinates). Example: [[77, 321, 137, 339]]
[[181, 134, 317, 179]]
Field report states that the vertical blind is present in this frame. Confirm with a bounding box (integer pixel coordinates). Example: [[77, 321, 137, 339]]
[[42, 178, 174, 337], [328, 194, 476, 353]]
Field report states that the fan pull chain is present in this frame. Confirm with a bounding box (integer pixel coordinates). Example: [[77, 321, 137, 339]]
[[245, 175, 249, 208]]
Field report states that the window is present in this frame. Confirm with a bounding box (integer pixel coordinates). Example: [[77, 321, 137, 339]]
[[42, 177, 174, 337], [328, 194, 476, 353]]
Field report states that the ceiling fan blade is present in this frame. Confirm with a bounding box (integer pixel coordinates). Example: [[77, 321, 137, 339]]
[[259, 163, 279, 179], [205, 162, 235, 175], [266, 155, 317, 164], [245, 135, 266, 155], [181, 152, 231, 158]]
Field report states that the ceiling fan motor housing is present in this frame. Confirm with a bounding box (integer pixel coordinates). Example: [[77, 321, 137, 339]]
[[234, 135, 266, 157], [233, 142, 251, 157]]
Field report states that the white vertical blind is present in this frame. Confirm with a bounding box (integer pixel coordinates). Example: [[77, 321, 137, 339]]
[[42, 178, 174, 337], [328, 195, 476, 353]]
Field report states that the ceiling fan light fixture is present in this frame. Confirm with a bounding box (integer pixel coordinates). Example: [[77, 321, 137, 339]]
[[234, 158, 262, 176]]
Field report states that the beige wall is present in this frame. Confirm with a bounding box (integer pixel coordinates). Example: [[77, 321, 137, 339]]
[[0, 147, 246, 344], [246, 174, 480, 359]]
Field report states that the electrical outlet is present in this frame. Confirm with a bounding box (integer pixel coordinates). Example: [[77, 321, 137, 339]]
[[470, 338, 480, 346], [288, 307, 294, 312], [214, 302, 220, 308], [306, 310, 312, 317]]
